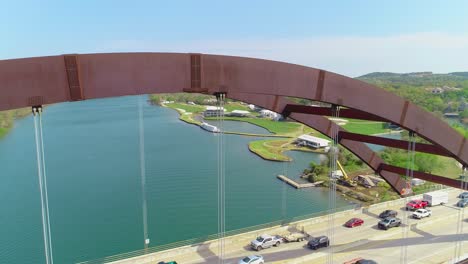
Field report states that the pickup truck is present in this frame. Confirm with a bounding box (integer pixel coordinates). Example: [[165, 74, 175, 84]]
[[406, 199, 429, 211], [378, 217, 401, 230], [250, 234, 283, 251], [282, 232, 309, 242], [412, 208, 432, 219]]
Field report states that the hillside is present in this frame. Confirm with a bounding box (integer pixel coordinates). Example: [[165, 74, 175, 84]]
[[357, 71, 468, 137]]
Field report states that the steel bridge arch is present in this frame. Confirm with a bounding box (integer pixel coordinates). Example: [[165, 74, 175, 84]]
[[0, 52, 467, 194]]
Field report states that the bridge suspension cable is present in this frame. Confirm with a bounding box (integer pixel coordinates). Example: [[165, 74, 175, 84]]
[[400, 131, 415, 264], [216, 93, 226, 264], [326, 105, 340, 264], [281, 158, 289, 223], [454, 166, 467, 262], [138, 96, 149, 251], [33, 106, 54, 264]]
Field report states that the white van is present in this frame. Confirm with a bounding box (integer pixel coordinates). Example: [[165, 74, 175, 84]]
[[423, 191, 448, 207]]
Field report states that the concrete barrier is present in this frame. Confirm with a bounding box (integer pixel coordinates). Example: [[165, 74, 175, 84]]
[[109, 188, 458, 264]]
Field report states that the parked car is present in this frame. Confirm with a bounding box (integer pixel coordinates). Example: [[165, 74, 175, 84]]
[[158, 262, 177, 264], [238, 255, 264, 264], [457, 198, 468, 208], [345, 218, 364, 228], [251, 234, 283, 251], [406, 200, 428, 210], [307, 236, 330, 250], [356, 260, 378, 264], [378, 217, 401, 230], [459, 192, 468, 199], [344, 258, 378, 264], [283, 232, 309, 242], [379, 210, 398, 218], [412, 208, 432, 219]]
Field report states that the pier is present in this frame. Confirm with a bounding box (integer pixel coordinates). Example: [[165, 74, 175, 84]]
[[277, 175, 322, 188]]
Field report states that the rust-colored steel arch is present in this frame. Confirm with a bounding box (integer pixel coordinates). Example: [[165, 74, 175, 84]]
[[0, 52, 466, 194]]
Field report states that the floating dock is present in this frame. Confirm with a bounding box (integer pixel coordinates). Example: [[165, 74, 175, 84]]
[[277, 175, 322, 188]]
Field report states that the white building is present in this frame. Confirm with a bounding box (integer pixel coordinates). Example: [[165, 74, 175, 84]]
[[203, 106, 226, 117], [228, 110, 250, 117], [260, 109, 281, 120], [296, 134, 330, 148], [247, 104, 261, 111]]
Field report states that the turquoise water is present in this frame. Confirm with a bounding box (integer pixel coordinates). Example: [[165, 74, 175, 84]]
[[0, 96, 348, 263]]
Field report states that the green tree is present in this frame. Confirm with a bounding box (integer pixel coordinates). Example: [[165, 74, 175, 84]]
[[414, 153, 443, 173]]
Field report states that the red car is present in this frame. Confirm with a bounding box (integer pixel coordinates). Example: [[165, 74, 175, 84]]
[[406, 200, 429, 210], [344, 218, 364, 228]]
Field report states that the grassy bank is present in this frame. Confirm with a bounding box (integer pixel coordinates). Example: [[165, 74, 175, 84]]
[[0, 108, 30, 138], [341, 119, 389, 135], [205, 116, 302, 135]]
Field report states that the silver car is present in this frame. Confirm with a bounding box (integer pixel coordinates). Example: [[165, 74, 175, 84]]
[[459, 192, 468, 199], [250, 234, 282, 251], [238, 255, 264, 264], [457, 198, 468, 208]]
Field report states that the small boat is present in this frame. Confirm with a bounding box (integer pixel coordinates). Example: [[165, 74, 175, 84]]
[[200, 122, 220, 133]]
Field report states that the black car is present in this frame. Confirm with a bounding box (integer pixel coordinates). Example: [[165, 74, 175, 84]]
[[307, 235, 329, 250], [379, 210, 397, 219], [356, 259, 378, 264]]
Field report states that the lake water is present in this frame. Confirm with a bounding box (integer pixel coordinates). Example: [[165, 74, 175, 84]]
[[0, 96, 348, 263]]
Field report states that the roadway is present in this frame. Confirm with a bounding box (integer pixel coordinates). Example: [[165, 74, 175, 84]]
[[174, 188, 468, 264]]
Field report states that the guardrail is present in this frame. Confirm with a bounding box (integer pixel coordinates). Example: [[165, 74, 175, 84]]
[[77, 204, 357, 264]]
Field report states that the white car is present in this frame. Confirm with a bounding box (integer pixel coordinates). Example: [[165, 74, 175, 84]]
[[238, 255, 264, 264], [412, 209, 432, 219]]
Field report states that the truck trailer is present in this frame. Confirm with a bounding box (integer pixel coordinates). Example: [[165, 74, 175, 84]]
[[423, 191, 448, 207]]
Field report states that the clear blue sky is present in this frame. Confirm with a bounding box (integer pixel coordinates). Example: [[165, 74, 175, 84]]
[[2, 0, 468, 76]]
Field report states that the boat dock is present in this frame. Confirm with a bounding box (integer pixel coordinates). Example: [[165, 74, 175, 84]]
[[277, 175, 323, 188]]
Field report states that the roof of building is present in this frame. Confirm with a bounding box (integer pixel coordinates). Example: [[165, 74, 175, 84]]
[[205, 106, 225, 111], [297, 134, 330, 145], [260, 109, 277, 114], [231, 110, 250, 114]]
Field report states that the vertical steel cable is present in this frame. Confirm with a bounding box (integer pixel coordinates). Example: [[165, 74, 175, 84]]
[[216, 94, 226, 264], [33, 107, 53, 264], [138, 97, 149, 251], [454, 166, 467, 262], [400, 132, 415, 264], [327, 105, 339, 264], [281, 160, 288, 222], [216, 96, 221, 263], [221, 94, 226, 263], [38, 108, 54, 264]]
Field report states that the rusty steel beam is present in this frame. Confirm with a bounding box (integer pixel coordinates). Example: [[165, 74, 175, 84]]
[[282, 104, 387, 122], [339, 131, 453, 157], [64, 55, 84, 101], [379, 163, 465, 190], [227, 92, 409, 194], [0, 52, 467, 189]]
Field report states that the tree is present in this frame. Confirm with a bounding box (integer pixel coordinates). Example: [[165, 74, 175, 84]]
[[414, 153, 443, 173]]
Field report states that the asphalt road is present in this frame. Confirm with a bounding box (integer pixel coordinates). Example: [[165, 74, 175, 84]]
[[183, 189, 467, 264]]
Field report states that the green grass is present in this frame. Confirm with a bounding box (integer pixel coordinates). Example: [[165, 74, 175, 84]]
[[249, 139, 290, 161], [342, 121, 389, 135], [205, 117, 301, 135], [0, 127, 8, 138], [433, 156, 461, 179], [224, 103, 252, 112], [179, 113, 201, 125], [0, 108, 30, 139], [166, 103, 205, 113]]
